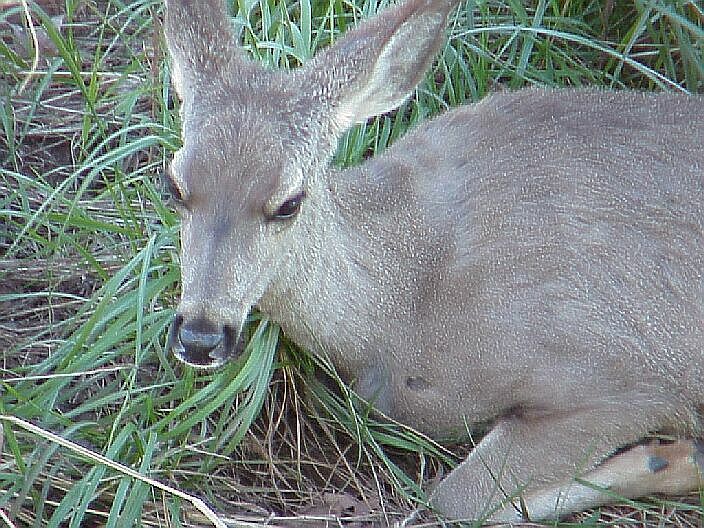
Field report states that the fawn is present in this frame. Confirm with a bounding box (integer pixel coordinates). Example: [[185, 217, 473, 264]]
[[163, 0, 704, 521]]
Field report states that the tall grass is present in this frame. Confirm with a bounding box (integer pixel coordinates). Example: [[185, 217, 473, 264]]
[[1, 0, 703, 526]]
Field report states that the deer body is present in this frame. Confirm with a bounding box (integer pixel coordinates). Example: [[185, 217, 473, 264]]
[[259, 88, 704, 438], [164, 0, 704, 521]]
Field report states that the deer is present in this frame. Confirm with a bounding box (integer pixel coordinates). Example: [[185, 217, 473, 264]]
[[162, 0, 704, 522]]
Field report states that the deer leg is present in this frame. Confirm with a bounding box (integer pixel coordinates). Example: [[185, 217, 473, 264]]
[[429, 405, 683, 522], [491, 438, 704, 522]]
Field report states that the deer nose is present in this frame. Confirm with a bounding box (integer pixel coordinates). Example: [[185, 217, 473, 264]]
[[168, 314, 239, 368]]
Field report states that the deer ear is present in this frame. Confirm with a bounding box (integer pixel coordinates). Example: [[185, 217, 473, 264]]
[[305, 0, 456, 129], [163, 0, 250, 99]]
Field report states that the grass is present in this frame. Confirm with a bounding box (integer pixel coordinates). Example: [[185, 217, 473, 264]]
[[1, 0, 703, 526]]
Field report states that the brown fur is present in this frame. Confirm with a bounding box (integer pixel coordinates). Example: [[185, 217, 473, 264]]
[[163, 0, 704, 521]]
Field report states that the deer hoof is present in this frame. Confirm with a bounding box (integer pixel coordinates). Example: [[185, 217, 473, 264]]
[[647, 455, 669, 473]]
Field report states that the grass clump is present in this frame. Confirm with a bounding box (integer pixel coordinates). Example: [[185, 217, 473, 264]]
[[1, 0, 703, 526]]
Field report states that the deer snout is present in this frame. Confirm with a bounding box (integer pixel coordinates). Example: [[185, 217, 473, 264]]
[[168, 314, 243, 368]]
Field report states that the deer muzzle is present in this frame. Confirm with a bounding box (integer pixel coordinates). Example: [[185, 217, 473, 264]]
[[168, 314, 244, 368]]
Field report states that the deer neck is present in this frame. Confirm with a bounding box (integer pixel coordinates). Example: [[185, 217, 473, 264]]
[[256, 170, 388, 373]]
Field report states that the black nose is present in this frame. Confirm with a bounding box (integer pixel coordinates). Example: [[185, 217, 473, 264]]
[[168, 315, 242, 368]]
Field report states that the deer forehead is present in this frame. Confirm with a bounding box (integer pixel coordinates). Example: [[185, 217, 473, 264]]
[[176, 109, 316, 205]]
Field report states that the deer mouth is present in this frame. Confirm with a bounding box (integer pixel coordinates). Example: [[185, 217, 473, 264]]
[[168, 314, 245, 368]]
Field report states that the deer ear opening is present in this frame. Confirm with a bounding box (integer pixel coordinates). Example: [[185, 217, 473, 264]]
[[306, 0, 456, 129]]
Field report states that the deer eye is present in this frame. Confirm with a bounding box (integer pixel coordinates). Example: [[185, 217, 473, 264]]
[[162, 171, 188, 209], [272, 191, 305, 220]]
